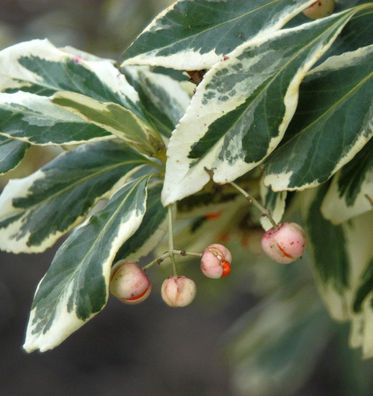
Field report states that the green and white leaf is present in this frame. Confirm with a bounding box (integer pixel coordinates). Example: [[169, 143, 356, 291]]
[[264, 44, 373, 191], [115, 183, 168, 263], [321, 141, 373, 224], [305, 186, 373, 358], [320, 3, 373, 59], [260, 180, 287, 231], [59, 45, 108, 62], [121, 0, 315, 70], [344, 216, 373, 359], [350, 263, 373, 358], [0, 39, 141, 115], [0, 135, 30, 175], [52, 91, 164, 155], [123, 66, 190, 137], [0, 92, 111, 145], [306, 186, 352, 321], [162, 9, 362, 205], [0, 141, 149, 253], [24, 176, 149, 353]]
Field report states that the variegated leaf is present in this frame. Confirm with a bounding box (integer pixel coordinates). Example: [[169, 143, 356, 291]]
[[0, 92, 111, 145], [123, 66, 190, 137], [0, 141, 149, 253], [321, 140, 373, 224], [306, 186, 352, 321], [52, 91, 164, 155], [115, 183, 168, 262], [0, 39, 141, 115], [322, 6, 373, 58], [306, 185, 373, 358], [345, 215, 373, 359], [351, 258, 373, 358], [121, 0, 315, 70], [260, 181, 287, 231], [264, 44, 373, 191], [0, 135, 29, 175], [24, 176, 149, 352], [162, 8, 364, 205]]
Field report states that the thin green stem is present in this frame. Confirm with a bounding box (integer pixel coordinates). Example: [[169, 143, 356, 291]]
[[143, 251, 170, 270], [168, 205, 177, 276], [230, 181, 277, 228]]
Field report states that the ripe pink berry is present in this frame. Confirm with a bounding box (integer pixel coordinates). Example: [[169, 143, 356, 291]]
[[161, 276, 196, 307], [261, 223, 306, 264], [109, 261, 151, 304], [303, 0, 335, 20], [200, 243, 232, 279]]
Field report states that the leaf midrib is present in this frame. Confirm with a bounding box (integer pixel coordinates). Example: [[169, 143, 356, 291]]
[[274, 70, 372, 156], [128, 0, 284, 56], [14, 158, 147, 212], [190, 12, 352, 161], [33, 177, 148, 326]]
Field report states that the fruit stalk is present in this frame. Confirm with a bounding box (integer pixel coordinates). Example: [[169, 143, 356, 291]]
[[230, 181, 277, 228]]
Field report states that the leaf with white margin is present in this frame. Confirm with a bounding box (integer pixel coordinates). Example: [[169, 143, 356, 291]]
[[264, 44, 373, 191], [321, 140, 373, 224], [59, 45, 107, 62], [0, 141, 150, 253], [23, 176, 149, 353], [115, 183, 168, 262], [0, 92, 112, 145], [352, 258, 373, 317], [123, 66, 190, 137], [0, 135, 29, 175], [350, 258, 373, 358], [260, 181, 287, 231], [306, 185, 352, 321], [308, 196, 373, 358], [52, 91, 164, 156], [162, 8, 364, 205], [306, 185, 373, 358], [121, 0, 315, 70], [344, 215, 373, 359], [0, 39, 141, 116], [320, 8, 373, 60]]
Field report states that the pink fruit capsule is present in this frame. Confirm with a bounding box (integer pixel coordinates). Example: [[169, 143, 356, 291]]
[[109, 261, 151, 304], [161, 276, 196, 307], [303, 0, 335, 20], [261, 223, 306, 264], [200, 243, 232, 279]]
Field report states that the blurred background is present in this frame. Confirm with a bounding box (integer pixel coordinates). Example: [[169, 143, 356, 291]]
[[0, 1, 372, 395]]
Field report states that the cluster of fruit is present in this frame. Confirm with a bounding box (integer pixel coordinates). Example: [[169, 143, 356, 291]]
[[109, 223, 306, 308], [108, 0, 335, 309]]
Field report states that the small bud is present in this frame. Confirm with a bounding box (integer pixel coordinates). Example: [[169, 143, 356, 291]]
[[110, 261, 151, 304], [261, 223, 306, 264], [303, 0, 335, 20], [161, 276, 196, 307], [200, 243, 232, 279]]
